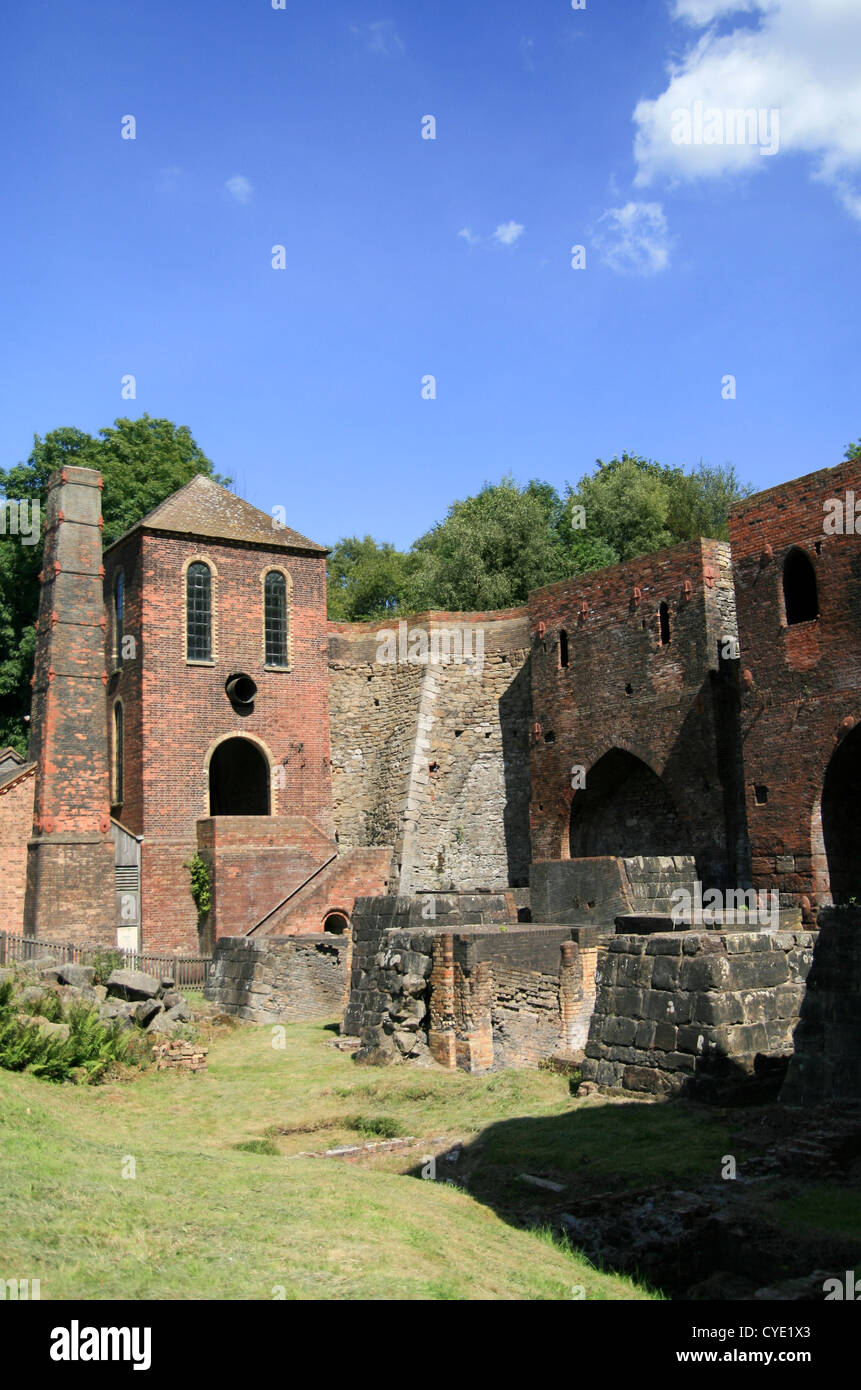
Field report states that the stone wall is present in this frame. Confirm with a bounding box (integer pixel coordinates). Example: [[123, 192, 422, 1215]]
[[343, 893, 598, 1072], [204, 933, 351, 1022], [582, 928, 816, 1101], [781, 906, 861, 1104], [328, 611, 532, 894]]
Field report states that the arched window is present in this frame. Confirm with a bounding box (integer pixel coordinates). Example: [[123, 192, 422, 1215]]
[[783, 548, 819, 625], [113, 702, 123, 805], [264, 570, 289, 668], [659, 602, 671, 645], [186, 562, 212, 661], [114, 571, 124, 667], [559, 629, 569, 669]]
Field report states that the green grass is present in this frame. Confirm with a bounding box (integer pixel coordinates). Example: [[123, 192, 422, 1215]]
[[772, 1186, 861, 1242], [0, 1020, 687, 1300]]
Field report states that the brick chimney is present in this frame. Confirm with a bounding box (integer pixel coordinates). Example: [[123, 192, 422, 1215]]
[[23, 466, 115, 945]]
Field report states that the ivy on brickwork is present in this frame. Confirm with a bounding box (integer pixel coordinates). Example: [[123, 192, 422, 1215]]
[[185, 853, 212, 921]]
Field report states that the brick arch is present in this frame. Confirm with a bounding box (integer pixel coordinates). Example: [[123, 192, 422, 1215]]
[[554, 737, 670, 859], [568, 745, 691, 861], [204, 732, 275, 817], [818, 717, 861, 905]]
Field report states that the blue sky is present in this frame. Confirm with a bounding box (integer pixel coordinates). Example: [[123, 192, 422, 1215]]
[[2, 0, 859, 549]]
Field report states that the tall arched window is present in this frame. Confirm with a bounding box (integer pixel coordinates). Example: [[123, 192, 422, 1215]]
[[264, 570, 289, 667], [783, 548, 819, 626], [114, 571, 124, 667], [186, 562, 212, 661], [113, 702, 123, 805], [659, 602, 671, 645]]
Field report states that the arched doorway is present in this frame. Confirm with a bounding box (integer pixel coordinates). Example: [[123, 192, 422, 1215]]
[[208, 737, 270, 816], [570, 748, 688, 859], [323, 912, 350, 935], [822, 724, 861, 902]]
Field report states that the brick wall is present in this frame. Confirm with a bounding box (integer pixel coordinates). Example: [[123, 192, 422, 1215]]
[[103, 526, 334, 951], [730, 457, 861, 912], [0, 768, 35, 932], [528, 539, 747, 889]]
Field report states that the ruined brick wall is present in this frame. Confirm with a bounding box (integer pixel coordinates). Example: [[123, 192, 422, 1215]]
[[0, 768, 35, 933], [328, 610, 532, 894], [528, 539, 746, 890], [204, 932, 351, 1022], [730, 458, 861, 912], [103, 529, 334, 951], [344, 894, 593, 1072], [581, 928, 815, 1101]]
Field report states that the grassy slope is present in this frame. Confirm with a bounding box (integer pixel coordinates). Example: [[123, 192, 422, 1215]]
[[0, 1021, 664, 1301]]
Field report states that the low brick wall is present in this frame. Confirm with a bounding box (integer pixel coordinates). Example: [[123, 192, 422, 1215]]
[[581, 928, 816, 1101], [781, 907, 861, 1105], [204, 933, 351, 1023]]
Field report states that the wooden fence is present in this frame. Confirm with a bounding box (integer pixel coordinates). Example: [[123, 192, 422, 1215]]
[[0, 932, 212, 989]]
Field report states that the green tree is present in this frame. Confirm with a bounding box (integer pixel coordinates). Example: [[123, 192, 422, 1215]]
[[0, 416, 228, 754], [404, 477, 571, 612], [845, 439, 861, 463], [326, 536, 411, 621]]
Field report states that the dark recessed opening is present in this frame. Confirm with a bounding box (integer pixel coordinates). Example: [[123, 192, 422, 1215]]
[[323, 912, 349, 935], [544, 731, 556, 744], [815, 540, 822, 555], [559, 629, 569, 668], [455, 729, 463, 738], [754, 784, 769, 805], [625, 683, 633, 695], [659, 602, 671, 646], [429, 761, 439, 773], [783, 548, 819, 625]]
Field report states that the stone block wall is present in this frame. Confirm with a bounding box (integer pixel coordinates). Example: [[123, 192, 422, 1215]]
[[204, 933, 351, 1022], [781, 906, 861, 1104], [582, 928, 816, 1101]]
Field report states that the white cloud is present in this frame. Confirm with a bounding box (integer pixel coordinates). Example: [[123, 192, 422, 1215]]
[[493, 220, 525, 247], [634, 0, 861, 220], [457, 227, 479, 245], [592, 202, 672, 275], [672, 0, 764, 22], [225, 175, 253, 205], [519, 36, 536, 72], [350, 20, 405, 57]]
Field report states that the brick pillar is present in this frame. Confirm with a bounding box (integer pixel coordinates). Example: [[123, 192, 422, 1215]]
[[428, 933, 456, 1067], [23, 466, 115, 945], [453, 939, 494, 1073], [559, 940, 584, 1052]]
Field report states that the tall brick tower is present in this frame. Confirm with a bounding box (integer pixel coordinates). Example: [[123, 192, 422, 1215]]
[[22, 466, 115, 945]]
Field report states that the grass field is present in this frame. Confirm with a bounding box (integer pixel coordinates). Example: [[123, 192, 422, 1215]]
[[0, 1017, 737, 1301]]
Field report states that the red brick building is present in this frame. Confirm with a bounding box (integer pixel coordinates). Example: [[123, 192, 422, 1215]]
[[5, 454, 860, 956]]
